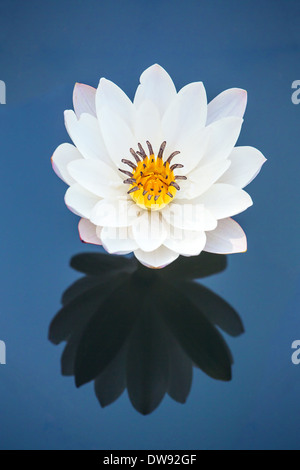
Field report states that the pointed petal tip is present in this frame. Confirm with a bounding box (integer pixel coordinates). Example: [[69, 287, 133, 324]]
[[150, 63, 163, 70], [234, 87, 247, 95], [50, 155, 61, 178], [78, 222, 87, 243], [140, 63, 167, 79], [204, 218, 248, 255], [236, 238, 247, 254], [73, 81, 95, 89], [98, 77, 121, 93], [98, 77, 109, 87], [64, 109, 75, 120], [234, 88, 248, 107], [78, 218, 102, 246], [239, 228, 248, 254], [228, 87, 247, 100]]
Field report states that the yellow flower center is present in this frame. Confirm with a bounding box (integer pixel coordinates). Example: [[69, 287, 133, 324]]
[[119, 141, 186, 211]]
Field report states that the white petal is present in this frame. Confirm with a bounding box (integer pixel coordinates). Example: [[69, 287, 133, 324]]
[[78, 218, 102, 245], [162, 82, 207, 148], [172, 126, 211, 176], [132, 211, 168, 252], [164, 229, 206, 256], [204, 218, 247, 254], [99, 226, 138, 254], [90, 198, 140, 228], [198, 183, 253, 219], [134, 100, 163, 154], [207, 88, 247, 125], [178, 159, 231, 200], [134, 246, 179, 269], [162, 202, 217, 232], [73, 83, 96, 118], [64, 184, 99, 218], [99, 107, 136, 167], [200, 116, 243, 166], [218, 146, 267, 188], [134, 64, 177, 116], [51, 143, 83, 185], [96, 78, 136, 131], [64, 110, 111, 165], [67, 159, 123, 198]]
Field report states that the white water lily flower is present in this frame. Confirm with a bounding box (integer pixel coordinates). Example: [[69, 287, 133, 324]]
[[52, 64, 266, 268]]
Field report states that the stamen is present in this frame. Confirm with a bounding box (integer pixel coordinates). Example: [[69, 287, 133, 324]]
[[165, 151, 180, 165], [158, 141, 166, 159], [146, 141, 154, 156], [170, 163, 184, 171], [169, 181, 180, 190], [121, 159, 136, 170], [119, 169, 133, 177], [130, 148, 140, 163], [121, 141, 186, 210], [128, 186, 140, 194], [138, 143, 147, 158], [123, 178, 136, 185]]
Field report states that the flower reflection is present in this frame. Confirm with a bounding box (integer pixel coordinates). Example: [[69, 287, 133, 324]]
[[49, 252, 244, 415]]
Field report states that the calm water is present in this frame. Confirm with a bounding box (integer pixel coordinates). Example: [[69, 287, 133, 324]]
[[0, 0, 300, 450]]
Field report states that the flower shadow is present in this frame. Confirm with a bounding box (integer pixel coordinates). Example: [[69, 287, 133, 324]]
[[49, 252, 244, 415]]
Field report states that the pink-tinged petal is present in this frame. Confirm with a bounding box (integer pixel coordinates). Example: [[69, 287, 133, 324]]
[[134, 246, 179, 269], [207, 88, 247, 125], [134, 64, 177, 116], [204, 218, 247, 254], [218, 146, 267, 188], [73, 83, 96, 118], [198, 183, 253, 220], [96, 78, 136, 131], [78, 218, 102, 245], [51, 143, 83, 185]]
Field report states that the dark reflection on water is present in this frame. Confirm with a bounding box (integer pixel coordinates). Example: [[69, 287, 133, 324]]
[[49, 252, 244, 415]]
